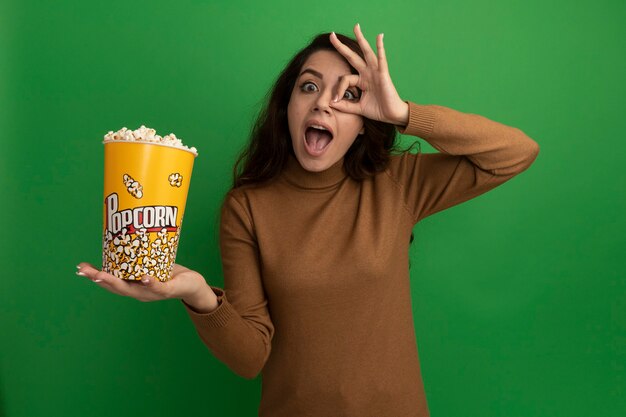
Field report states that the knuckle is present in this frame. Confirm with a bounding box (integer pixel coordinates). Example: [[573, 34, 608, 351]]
[[148, 286, 161, 297], [156, 282, 171, 298], [94, 271, 108, 281]]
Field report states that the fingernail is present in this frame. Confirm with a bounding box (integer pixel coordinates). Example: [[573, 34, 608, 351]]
[[92, 279, 103, 283], [76, 265, 81, 269], [76, 271, 87, 277], [141, 276, 150, 284], [333, 95, 338, 102]]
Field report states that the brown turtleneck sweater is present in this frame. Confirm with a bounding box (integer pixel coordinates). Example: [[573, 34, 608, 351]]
[[181, 101, 539, 416]]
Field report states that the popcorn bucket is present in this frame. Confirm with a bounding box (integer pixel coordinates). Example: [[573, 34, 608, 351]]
[[101, 141, 196, 281]]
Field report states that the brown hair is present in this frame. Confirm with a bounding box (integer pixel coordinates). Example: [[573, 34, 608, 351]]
[[227, 31, 419, 251]]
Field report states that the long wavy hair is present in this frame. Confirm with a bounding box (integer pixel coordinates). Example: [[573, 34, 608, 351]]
[[228, 31, 420, 250]]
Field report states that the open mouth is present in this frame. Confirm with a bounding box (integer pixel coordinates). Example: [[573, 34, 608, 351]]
[[304, 126, 334, 155]]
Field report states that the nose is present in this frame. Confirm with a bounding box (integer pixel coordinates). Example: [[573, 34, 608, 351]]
[[312, 89, 333, 114]]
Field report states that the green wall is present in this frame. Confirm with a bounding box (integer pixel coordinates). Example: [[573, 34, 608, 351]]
[[1, 0, 624, 416]]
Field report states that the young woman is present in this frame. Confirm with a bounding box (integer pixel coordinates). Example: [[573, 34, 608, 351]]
[[78, 23, 539, 417]]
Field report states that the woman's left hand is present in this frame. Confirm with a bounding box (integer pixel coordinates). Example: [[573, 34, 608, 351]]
[[329, 23, 409, 127]]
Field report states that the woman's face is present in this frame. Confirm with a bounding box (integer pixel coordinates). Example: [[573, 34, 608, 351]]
[[287, 50, 364, 172]]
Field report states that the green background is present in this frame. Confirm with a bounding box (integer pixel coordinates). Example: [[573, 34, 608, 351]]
[[1, 0, 624, 416]]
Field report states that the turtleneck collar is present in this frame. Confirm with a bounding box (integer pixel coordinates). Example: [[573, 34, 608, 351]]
[[281, 152, 348, 190]]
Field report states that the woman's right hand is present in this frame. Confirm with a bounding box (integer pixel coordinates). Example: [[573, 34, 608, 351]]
[[76, 262, 216, 308]]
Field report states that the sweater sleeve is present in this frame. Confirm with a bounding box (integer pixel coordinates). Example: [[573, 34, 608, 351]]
[[389, 101, 540, 224], [180, 191, 274, 380]]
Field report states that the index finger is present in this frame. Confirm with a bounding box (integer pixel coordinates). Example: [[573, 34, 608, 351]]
[[77, 262, 113, 283], [77, 262, 141, 296], [330, 32, 366, 72]]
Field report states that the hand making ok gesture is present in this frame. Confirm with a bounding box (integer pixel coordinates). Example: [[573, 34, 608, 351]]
[[329, 23, 409, 127]]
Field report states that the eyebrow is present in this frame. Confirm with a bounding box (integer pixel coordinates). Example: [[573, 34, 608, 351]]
[[299, 68, 323, 80]]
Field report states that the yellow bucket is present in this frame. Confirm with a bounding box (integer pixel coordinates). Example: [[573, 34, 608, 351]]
[[101, 141, 197, 281]]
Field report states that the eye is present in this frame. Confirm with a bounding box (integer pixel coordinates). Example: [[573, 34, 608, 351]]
[[343, 89, 360, 101], [300, 81, 318, 92]]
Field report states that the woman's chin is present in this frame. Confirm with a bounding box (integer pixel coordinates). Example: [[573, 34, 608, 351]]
[[296, 149, 335, 172], [299, 158, 328, 172]]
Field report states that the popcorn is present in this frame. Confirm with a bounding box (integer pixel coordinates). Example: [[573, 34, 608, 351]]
[[122, 173, 143, 199], [168, 173, 183, 187], [102, 125, 196, 282], [102, 226, 181, 282], [104, 125, 198, 155]]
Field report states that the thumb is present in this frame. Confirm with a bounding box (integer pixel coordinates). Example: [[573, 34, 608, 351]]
[[141, 274, 156, 286], [329, 99, 361, 115], [140, 274, 173, 299], [141, 274, 166, 294]]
